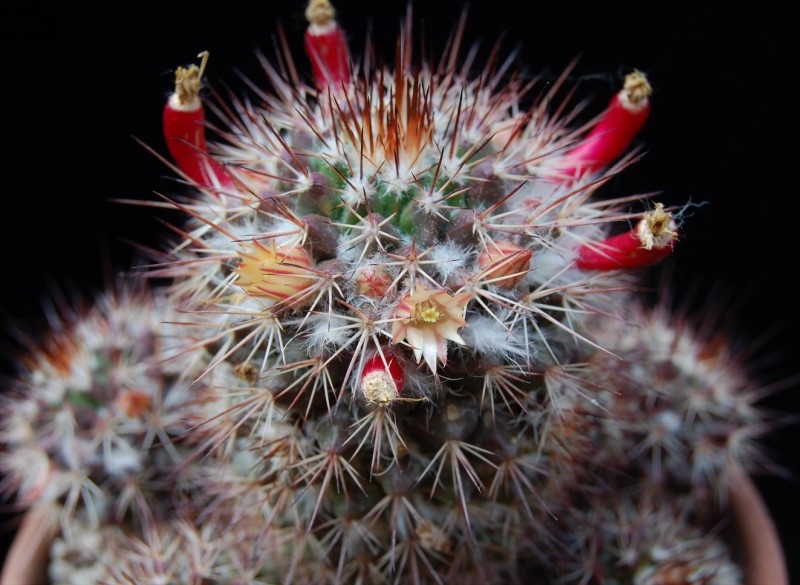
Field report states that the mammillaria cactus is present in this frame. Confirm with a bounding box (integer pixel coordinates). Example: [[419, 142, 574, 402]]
[[0, 1, 793, 584]]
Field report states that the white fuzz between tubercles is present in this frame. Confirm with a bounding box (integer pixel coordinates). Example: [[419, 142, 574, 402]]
[[301, 312, 355, 351], [429, 240, 472, 281], [461, 314, 530, 361]]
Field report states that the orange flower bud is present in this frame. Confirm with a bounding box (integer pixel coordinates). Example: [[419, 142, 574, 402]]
[[477, 242, 533, 289], [115, 389, 152, 418], [356, 266, 393, 298]]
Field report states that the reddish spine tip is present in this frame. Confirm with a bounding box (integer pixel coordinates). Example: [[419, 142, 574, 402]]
[[576, 203, 678, 271], [162, 52, 235, 191], [304, 0, 351, 88], [560, 70, 652, 181]]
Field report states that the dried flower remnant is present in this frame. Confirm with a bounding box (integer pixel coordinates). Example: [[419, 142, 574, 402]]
[[359, 352, 404, 405]]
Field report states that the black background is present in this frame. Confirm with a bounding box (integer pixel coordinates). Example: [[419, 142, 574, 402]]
[[2, 1, 797, 580]]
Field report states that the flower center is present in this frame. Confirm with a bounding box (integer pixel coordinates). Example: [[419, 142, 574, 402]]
[[412, 300, 441, 324]]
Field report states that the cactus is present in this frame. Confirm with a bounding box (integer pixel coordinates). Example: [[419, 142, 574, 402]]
[[0, 2, 782, 584]]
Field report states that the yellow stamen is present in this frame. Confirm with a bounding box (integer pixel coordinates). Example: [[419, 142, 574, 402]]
[[412, 300, 441, 324]]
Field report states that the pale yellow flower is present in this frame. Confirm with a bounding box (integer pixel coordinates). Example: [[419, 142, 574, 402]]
[[235, 240, 316, 307], [391, 284, 470, 374]]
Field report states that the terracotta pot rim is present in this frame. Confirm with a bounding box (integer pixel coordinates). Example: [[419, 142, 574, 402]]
[[728, 468, 789, 585], [1, 503, 58, 585]]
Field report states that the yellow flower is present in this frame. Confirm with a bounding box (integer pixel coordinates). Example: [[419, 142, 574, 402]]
[[391, 284, 470, 374], [235, 240, 316, 307]]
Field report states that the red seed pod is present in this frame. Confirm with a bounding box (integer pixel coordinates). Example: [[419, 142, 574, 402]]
[[304, 0, 351, 88], [360, 352, 404, 405], [559, 70, 652, 181], [162, 52, 235, 191], [576, 203, 678, 271]]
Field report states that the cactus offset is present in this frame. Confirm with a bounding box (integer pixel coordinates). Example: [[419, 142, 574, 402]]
[[0, 2, 781, 584]]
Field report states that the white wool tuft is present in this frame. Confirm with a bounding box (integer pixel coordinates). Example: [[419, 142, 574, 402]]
[[461, 314, 532, 362], [429, 240, 471, 281]]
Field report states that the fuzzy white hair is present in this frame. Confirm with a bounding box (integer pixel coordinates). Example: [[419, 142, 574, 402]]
[[461, 314, 532, 363]]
